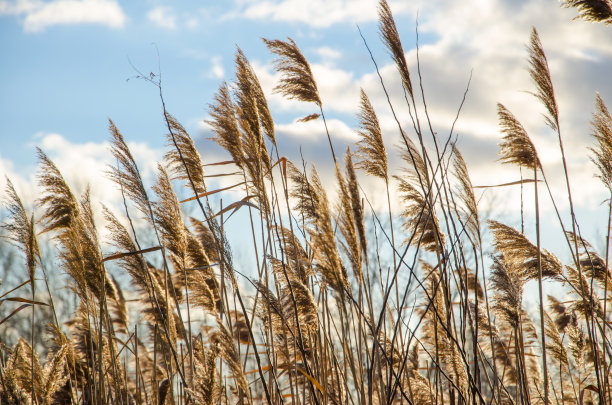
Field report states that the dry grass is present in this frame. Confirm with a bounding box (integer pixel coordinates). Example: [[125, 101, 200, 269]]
[[1, 1, 610, 404]]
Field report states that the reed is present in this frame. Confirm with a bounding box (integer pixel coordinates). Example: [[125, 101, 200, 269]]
[[1, 1, 609, 404]]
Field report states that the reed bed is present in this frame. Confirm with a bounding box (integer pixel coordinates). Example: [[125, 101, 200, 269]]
[[1, 1, 610, 403]]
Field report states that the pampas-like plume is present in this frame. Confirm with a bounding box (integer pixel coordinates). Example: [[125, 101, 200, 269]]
[[187, 339, 218, 404], [378, 0, 413, 99], [548, 295, 577, 332], [172, 231, 219, 312], [567, 231, 612, 291], [396, 179, 443, 253], [271, 226, 313, 283], [396, 137, 429, 190], [234, 48, 273, 182], [103, 207, 151, 294], [104, 205, 182, 343], [355, 89, 388, 182], [566, 265, 605, 320], [498, 103, 541, 170], [461, 267, 484, 299], [190, 217, 220, 263], [544, 312, 570, 371], [210, 319, 249, 398], [109, 276, 129, 335], [107, 119, 152, 219], [2, 178, 39, 288], [39, 345, 69, 405], [236, 46, 275, 145], [562, 0, 612, 24], [490, 255, 523, 328], [288, 162, 348, 293], [1, 339, 35, 404], [8, 339, 73, 405], [37, 150, 116, 303], [336, 162, 362, 280], [528, 28, 560, 131], [36, 148, 79, 234], [152, 164, 187, 270], [263, 37, 321, 105], [489, 220, 563, 282], [590, 93, 612, 191], [395, 172, 443, 253], [297, 113, 320, 122], [452, 145, 480, 243], [207, 83, 245, 169], [164, 113, 207, 195], [256, 278, 318, 342], [345, 151, 368, 260], [394, 135, 442, 252]]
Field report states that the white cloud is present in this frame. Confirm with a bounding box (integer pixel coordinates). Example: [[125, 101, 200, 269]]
[[208, 56, 225, 79], [228, 0, 412, 28], [238, 0, 612, 222], [0, 133, 163, 241], [315, 46, 342, 62], [277, 117, 357, 141], [0, 0, 127, 32], [147, 5, 176, 30]]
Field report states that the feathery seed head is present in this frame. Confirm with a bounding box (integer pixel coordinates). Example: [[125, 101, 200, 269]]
[[528, 27, 559, 131], [263, 37, 321, 105], [355, 89, 388, 181], [562, 0, 612, 24], [378, 0, 413, 99], [497, 103, 541, 170], [164, 113, 207, 195]]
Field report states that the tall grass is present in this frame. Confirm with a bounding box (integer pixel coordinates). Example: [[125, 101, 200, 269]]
[[1, 1, 610, 403]]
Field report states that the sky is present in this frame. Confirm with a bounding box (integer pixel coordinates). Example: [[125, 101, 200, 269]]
[[1, 0, 612, 266]]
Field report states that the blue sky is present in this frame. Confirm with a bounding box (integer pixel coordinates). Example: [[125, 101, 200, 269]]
[[2, 0, 612, 264], [0, 0, 416, 172]]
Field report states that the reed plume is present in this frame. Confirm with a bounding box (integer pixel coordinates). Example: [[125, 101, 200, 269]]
[[207, 83, 245, 168], [452, 145, 480, 243], [528, 28, 560, 132], [497, 103, 541, 170], [345, 151, 368, 261], [336, 161, 362, 280], [591, 93, 612, 191], [262, 37, 321, 106], [288, 162, 348, 294], [152, 164, 187, 269], [378, 0, 413, 99], [355, 89, 388, 182], [210, 320, 249, 398], [164, 112, 207, 195], [187, 339, 218, 404], [562, 0, 612, 23], [3, 6, 611, 405], [37, 149, 116, 304], [107, 119, 152, 219], [2, 179, 39, 289], [489, 220, 563, 282], [236, 46, 275, 146]]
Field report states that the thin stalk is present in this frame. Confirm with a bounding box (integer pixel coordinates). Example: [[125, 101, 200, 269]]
[[603, 193, 612, 404], [534, 166, 549, 404], [318, 106, 337, 164]]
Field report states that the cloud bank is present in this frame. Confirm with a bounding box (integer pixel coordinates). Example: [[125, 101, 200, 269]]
[[0, 0, 126, 32]]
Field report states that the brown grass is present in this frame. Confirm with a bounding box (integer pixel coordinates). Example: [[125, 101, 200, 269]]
[[1, 1, 609, 404]]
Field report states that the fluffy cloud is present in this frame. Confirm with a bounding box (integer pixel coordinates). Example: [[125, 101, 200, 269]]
[[228, 0, 412, 28], [147, 5, 176, 30], [0, 133, 162, 241], [244, 0, 612, 219], [0, 0, 126, 32], [208, 56, 225, 79]]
